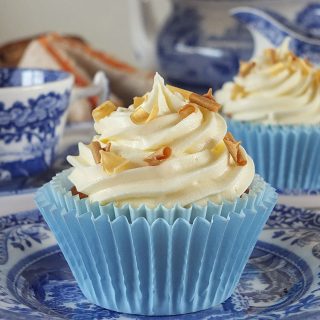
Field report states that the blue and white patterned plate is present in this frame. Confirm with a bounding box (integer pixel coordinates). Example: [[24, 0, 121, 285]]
[[0, 205, 320, 320]]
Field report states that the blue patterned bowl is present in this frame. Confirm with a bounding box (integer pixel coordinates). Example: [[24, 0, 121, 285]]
[[0, 68, 74, 183]]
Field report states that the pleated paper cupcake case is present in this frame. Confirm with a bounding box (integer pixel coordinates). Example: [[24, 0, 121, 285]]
[[227, 119, 320, 192], [35, 171, 277, 315], [46, 169, 272, 224]]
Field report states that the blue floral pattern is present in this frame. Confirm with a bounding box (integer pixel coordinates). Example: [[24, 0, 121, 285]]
[[296, 4, 320, 37], [231, 8, 320, 65], [0, 68, 72, 182], [0, 125, 92, 195], [0, 92, 69, 145], [0, 206, 320, 319], [0, 90, 70, 181]]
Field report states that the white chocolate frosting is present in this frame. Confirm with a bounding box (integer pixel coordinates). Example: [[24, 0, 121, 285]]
[[67, 73, 255, 208], [216, 40, 320, 125]]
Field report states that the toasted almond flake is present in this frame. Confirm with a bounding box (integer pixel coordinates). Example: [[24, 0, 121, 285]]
[[304, 58, 313, 67], [130, 103, 159, 124], [178, 103, 197, 119], [189, 93, 221, 112], [166, 84, 192, 100], [223, 132, 247, 166], [237, 149, 247, 166], [70, 186, 88, 199], [100, 150, 136, 174], [104, 142, 111, 152], [88, 141, 102, 164], [144, 146, 172, 166], [239, 61, 256, 77], [92, 101, 117, 122], [298, 58, 312, 76], [264, 48, 277, 63], [130, 108, 149, 123], [314, 71, 320, 85], [203, 88, 215, 100], [231, 84, 247, 100], [133, 95, 146, 108], [267, 62, 286, 76], [287, 52, 297, 63]]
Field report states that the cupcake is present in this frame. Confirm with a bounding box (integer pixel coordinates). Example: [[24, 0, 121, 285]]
[[35, 73, 277, 316], [216, 39, 320, 192]]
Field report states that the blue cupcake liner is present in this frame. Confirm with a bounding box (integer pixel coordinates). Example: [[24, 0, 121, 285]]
[[35, 170, 277, 316], [227, 119, 320, 192]]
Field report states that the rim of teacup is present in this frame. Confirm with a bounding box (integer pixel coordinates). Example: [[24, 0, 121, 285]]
[[0, 67, 74, 92]]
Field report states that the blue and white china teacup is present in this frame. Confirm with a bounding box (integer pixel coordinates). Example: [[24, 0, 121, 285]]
[[0, 68, 108, 183]]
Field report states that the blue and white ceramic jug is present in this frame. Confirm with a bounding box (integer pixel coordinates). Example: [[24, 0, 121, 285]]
[[129, 0, 320, 91], [231, 4, 320, 65]]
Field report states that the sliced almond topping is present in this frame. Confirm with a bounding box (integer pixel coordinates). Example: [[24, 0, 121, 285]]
[[88, 141, 102, 164], [130, 107, 149, 124], [271, 62, 286, 74], [133, 95, 146, 108], [239, 61, 256, 77], [298, 58, 312, 76], [104, 142, 111, 152], [144, 146, 172, 166], [264, 48, 277, 64], [287, 52, 297, 63], [314, 71, 320, 85], [70, 186, 88, 199], [231, 84, 247, 100], [88, 141, 111, 163], [92, 101, 117, 122], [189, 93, 221, 112], [166, 84, 192, 100], [178, 103, 197, 119], [203, 88, 215, 100], [304, 58, 313, 67], [223, 132, 247, 166], [100, 150, 136, 174], [130, 103, 159, 125]]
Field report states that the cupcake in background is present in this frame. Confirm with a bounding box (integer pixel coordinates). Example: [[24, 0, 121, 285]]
[[216, 38, 320, 192], [35, 73, 277, 315]]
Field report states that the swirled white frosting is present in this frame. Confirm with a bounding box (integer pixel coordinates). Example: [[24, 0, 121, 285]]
[[67, 73, 254, 207], [216, 40, 320, 125]]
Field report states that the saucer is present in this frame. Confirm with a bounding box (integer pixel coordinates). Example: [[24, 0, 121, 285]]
[[0, 204, 319, 319]]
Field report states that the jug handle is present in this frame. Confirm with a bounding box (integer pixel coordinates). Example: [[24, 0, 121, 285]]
[[70, 71, 109, 104]]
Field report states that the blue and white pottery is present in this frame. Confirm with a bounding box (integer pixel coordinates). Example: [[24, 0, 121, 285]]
[[0, 204, 320, 319], [231, 6, 320, 64], [296, 3, 320, 37], [129, 1, 320, 91], [0, 69, 109, 185], [0, 122, 94, 195], [0, 68, 74, 183]]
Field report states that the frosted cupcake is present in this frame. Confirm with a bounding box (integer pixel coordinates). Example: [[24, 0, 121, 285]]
[[216, 39, 320, 191], [35, 73, 277, 315]]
